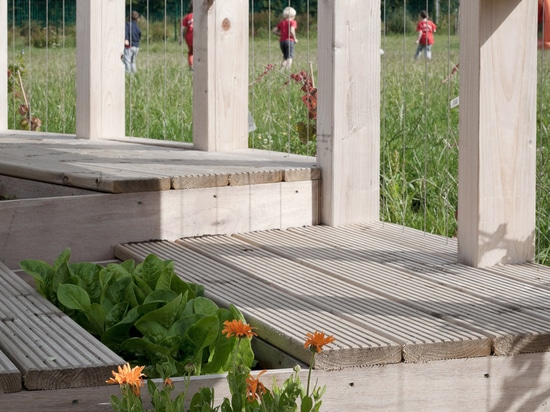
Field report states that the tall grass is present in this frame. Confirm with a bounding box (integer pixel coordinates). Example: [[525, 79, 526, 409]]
[[7, 29, 550, 264]]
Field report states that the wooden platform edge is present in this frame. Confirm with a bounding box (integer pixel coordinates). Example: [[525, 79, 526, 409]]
[[2, 352, 550, 411]]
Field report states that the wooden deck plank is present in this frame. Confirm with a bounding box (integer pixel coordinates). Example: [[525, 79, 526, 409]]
[[0, 134, 318, 193], [233, 227, 550, 356], [355, 222, 458, 256], [175, 235, 490, 363], [3, 350, 550, 412], [115, 241, 402, 369], [0, 349, 21, 394], [289, 224, 457, 266], [0, 262, 124, 390]]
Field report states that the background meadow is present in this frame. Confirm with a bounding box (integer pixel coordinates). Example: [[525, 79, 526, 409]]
[[7, 17, 550, 264]]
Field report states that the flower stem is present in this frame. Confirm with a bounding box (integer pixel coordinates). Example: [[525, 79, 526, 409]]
[[306, 351, 315, 396]]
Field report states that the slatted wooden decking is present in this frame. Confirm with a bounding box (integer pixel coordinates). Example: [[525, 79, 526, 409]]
[[116, 222, 550, 369], [0, 262, 124, 393]]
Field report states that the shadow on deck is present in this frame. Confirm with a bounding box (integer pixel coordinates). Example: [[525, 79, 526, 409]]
[[1, 133, 550, 411]]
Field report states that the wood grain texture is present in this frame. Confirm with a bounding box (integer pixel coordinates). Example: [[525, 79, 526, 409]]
[[0, 262, 124, 390], [193, 0, 248, 151], [0, 349, 21, 394], [115, 241, 402, 369], [234, 225, 550, 357], [458, 0, 537, 267], [76, 0, 125, 140], [0, 180, 317, 269], [3, 350, 550, 411], [317, 0, 380, 225], [0, 134, 318, 193]]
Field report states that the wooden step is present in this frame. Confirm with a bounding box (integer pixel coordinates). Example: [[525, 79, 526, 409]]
[[233, 227, 550, 356], [175, 235, 490, 362], [115, 241, 403, 369], [0, 262, 124, 390]]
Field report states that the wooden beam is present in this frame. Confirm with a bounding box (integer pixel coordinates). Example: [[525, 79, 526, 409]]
[[458, 0, 537, 267], [0, 181, 318, 269], [316, 0, 381, 225], [192, 0, 248, 151], [3, 351, 550, 411], [75, 0, 125, 140], [0, 0, 6, 131]]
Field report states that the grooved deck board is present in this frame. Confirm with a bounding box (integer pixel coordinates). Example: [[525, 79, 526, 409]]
[[231, 226, 550, 356], [0, 135, 318, 193], [0, 262, 125, 390], [0, 348, 21, 394], [114, 241, 402, 369], [175, 236, 490, 363]]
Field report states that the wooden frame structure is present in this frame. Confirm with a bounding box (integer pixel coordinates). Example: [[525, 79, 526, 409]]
[[0, 0, 546, 410], [0, 0, 537, 267]]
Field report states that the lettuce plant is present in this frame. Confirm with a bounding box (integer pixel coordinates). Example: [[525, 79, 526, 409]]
[[20, 249, 254, 377]]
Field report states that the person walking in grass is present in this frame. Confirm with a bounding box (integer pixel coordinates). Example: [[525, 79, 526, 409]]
[[414, 10, 437, 60], [273, 7, 298, 70], [124, 11, 142, 73], [179, 3, 194, 70]]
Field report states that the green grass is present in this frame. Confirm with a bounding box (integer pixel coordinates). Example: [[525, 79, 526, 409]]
[[8, 32, 550, 264]]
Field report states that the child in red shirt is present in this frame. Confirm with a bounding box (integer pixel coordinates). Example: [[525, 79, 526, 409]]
[[179, 4, 194, 69], [273, 7, 298, 70], [414, 10, 437, 60]]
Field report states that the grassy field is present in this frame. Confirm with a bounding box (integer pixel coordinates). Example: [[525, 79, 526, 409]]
[[8, 32, 550, 264]]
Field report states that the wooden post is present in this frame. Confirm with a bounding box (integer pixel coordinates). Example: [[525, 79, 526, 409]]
[[316, 0, 380, 225], [192, 0, 249, 151], [75, 0, 125, 140], [458, 0, 537, 267], [0, 0, 6, 131]]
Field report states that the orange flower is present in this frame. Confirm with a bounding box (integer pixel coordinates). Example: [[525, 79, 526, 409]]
[[222, 319, 257, 339], [164, 378, 173, 388], [304, 331, 335, 353], [106, 363, 146, 396], [246, 370, 267, 402]]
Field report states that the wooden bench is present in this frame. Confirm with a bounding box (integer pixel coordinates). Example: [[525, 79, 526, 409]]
[[0, 262, 124, 391]]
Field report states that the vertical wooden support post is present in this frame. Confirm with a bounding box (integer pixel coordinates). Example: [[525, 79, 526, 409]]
[[76, 0, 125, 140], [192, 0, 248, 151], [0, 0, 7, 131], [458, 0, 537, 267], [316, 0, 380, 225]]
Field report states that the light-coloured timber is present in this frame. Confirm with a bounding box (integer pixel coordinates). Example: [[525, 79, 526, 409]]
[[0, 175, 96, 199], [232, 225, 550, 356], [458, 0, 537, 267], [3, 351, 550, 411], [115, 241, 403, 369], [0, 133, 318, 193], [316, 0, 380, 225], [0, 181, 317, 269], [176, 235, 490, 363], [76, 0, 125, 140], [0, 262, 124, 390], [193, 0, 249, 151]]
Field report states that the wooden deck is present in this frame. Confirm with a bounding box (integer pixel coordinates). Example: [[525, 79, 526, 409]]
[[0, 132, 320, 268], [0, 261, 124, 394], [2, 133, 550, 409], [115, 223, 550, 370]]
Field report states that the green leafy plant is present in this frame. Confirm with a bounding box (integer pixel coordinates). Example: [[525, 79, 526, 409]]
[[107, 320, 335, 412], [19, 249, 254, 378]]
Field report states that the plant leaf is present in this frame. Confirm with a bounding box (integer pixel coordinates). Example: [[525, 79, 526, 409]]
[[57, 283, 91, 311]]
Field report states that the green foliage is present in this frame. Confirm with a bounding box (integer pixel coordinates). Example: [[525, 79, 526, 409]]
[[19, 249, 254, 378]]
